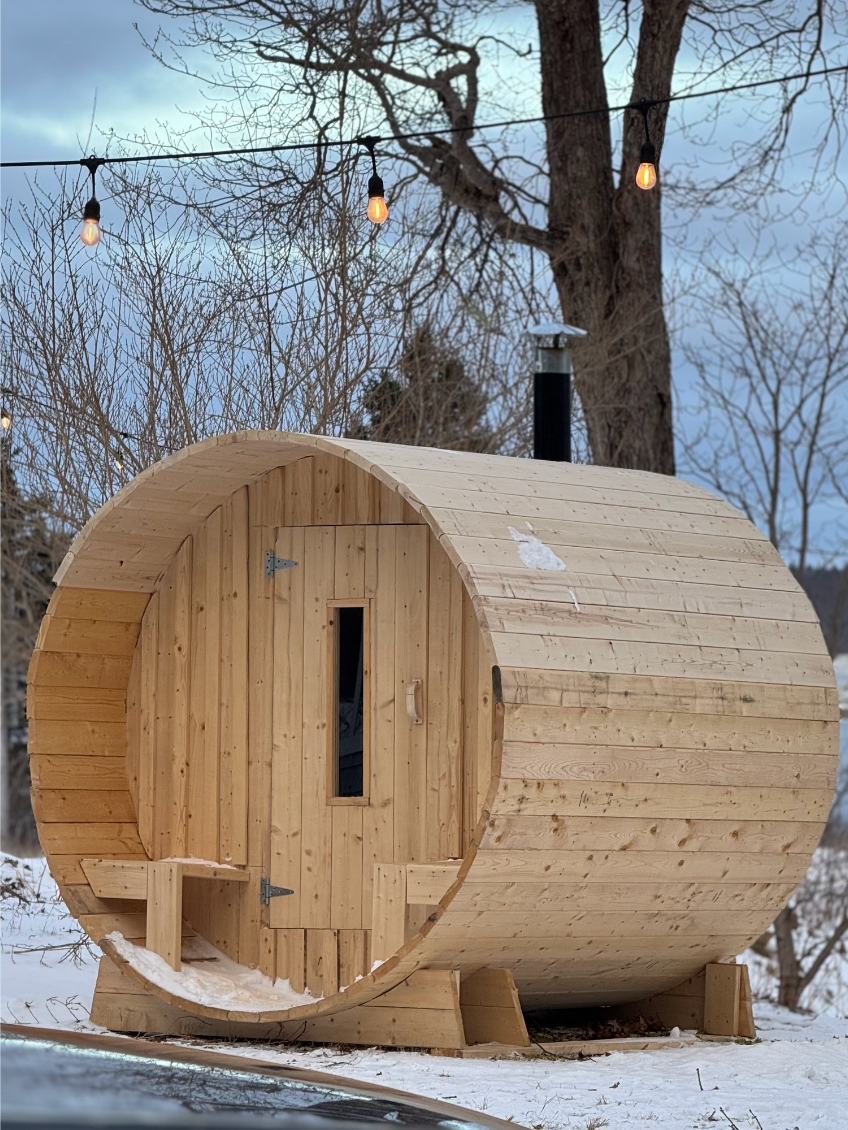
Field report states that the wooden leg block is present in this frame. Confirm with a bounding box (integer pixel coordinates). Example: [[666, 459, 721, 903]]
[[704, 963, 742, 1036], [619, 963, 755, 1039], [737, 964, 756, 1040], [146, 862, 183, 971], [460, 968, 529, 1047]]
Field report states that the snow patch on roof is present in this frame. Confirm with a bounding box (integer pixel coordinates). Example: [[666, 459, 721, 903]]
[[508, 526, 567, 572]]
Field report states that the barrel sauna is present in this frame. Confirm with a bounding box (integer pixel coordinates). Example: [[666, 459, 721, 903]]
[[27, 432, 839, 1046]]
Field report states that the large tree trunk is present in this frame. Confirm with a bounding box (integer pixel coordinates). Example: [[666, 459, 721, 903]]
[[774, 906, 804, 1010], [537, 0, 686, 473]]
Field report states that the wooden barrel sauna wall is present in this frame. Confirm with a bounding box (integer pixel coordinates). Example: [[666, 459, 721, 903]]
[[28, 431, 839, 1037]]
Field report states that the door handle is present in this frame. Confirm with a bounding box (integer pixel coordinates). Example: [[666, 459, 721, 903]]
[[406, 680, 423, 725]]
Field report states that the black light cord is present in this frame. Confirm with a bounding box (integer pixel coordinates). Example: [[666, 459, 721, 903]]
[[1, 62, 846, 170]]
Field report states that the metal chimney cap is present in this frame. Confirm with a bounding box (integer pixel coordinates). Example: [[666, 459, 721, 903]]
[[526, 322, 588, 344]]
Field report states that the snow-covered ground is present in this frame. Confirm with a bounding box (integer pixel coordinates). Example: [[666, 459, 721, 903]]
[[3, 856, 847, 1129]]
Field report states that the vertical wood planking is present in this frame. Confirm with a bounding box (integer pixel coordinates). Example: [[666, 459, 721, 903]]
[[170, 537, 192, 860], [248, 470, 285, 879], [427, 534, 464, 860], [137, 592, 158, 857], [338, 929, 368, 988], [331, 805, 364, 928], [333, 525, 366, 598], [300, 526, 335, 927], [238, 867, 262, 969], [285, 457, 314, 525], [147, 862, 182, 971], [362, 526, 396, 916], [153, 538, 191, 860], [153, 567, 175, 858], [276, 928, 306, 992], [343, 463, 379, 524], [462, 589, 479, 855], [378, 482, 409, 524], [259, 926, 277, 981], [203, 879, 241, 960], [186, 521, 208, 858], [125, 648, 141, 817], [330, 524, 367, 929], [314, 455, 345, 524], [306, 929, 339, 997], [393, 526, 429, 863], [371, 863, 407, 963], [220, 488, 249, 865], [203, 508, 223, 859], [475, 628, 493, 823], [270, 527, 305, 927]]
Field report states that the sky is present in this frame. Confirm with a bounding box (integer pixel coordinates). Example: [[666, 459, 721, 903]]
[[2, 0, 846, 565], [1, 0, 205, 167]]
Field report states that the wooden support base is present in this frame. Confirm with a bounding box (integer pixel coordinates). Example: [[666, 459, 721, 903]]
[[90, 959, 532, 1049], [460, 968, 530, 1048], [618, 963, 755, 1039], [91, 958, 466, 1047]]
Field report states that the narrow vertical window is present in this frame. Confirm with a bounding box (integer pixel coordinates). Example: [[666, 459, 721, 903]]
[[333, 606, 365, 798]]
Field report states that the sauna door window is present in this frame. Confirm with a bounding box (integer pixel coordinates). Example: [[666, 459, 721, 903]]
[[331, 604, 367, 798]]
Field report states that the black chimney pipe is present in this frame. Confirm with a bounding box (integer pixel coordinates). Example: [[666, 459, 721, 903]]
[[528, 323, 587, 462]]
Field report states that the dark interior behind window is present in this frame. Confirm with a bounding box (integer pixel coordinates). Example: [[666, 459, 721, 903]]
[[335, 606, 364, 797]]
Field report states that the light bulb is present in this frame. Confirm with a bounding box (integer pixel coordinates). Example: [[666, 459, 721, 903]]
[[636, 162, 658, 190], [1, 409, 11, 431], [367, 195, 389, 224], [81, 218, 102, 246]]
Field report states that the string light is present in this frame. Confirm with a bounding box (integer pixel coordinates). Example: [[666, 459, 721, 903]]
[[359, 137, 389, 224], [635, 102, 658, 191], [80, 156, 106, 246], [1, 407, 11, 432], [2, 64, 842, 187]]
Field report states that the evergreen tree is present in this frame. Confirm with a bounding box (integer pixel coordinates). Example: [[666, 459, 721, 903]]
[[1, 442, 70, 851], [351, 324, 495, 453]]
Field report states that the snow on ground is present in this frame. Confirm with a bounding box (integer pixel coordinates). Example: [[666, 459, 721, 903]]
[[3, 855, 848, 1129]]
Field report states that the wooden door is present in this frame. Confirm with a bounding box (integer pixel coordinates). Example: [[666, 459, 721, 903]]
[[269, 524, 436, 932]]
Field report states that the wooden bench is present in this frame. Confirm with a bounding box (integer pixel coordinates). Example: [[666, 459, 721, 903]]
[[81, 858, 248, 971]]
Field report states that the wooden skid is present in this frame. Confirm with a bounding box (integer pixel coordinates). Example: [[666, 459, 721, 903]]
[[92, 959, 467, 1048]]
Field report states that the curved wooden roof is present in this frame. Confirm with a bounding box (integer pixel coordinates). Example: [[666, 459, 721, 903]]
[[32, 431, 839, 1024], [56, 430, 830, 685]]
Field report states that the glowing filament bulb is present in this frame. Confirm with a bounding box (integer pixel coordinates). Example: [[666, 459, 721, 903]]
[[636, 161, 657, 190], [81, 218, 102, 246], [1, 409, 11, 431], [367, 195, 389, 224]]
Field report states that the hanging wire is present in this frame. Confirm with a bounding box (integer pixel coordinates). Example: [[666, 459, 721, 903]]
[[2, 62, 846, 170]]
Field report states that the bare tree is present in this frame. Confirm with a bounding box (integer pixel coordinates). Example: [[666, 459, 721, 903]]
[[679, 226, 848, 1010], [132, 0, 848, 474], [680, 227, 848, 588], [751, 846, 848, 1012], [1, 157, 554, 839]]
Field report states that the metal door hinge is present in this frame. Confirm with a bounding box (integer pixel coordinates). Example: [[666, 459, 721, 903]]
[[261, 877, 294, 904], [266, 551, 298, 578]]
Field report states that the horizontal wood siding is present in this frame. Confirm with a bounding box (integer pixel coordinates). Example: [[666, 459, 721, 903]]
[[29, 435, 836, 1018]]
